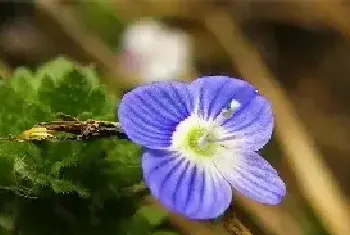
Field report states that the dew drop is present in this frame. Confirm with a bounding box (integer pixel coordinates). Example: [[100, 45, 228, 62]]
[[230, 99, 241, 110]]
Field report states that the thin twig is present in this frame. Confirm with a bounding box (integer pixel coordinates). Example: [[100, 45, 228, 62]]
[[202, 9, 350, 235], [236, 195, 304, 235], [221, 209, 253, 235]]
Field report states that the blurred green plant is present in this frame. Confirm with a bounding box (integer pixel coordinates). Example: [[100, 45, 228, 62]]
[[120, 204, 179, 235], [0, 57, 173, 235], [74, 1, 126, 50]]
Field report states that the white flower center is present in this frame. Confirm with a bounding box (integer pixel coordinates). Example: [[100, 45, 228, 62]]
[[171, 115, 222, 161], [170, 99, 241, 162]]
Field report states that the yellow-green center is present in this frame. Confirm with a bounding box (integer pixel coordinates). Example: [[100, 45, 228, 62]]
[[183, 126, 218, 158]]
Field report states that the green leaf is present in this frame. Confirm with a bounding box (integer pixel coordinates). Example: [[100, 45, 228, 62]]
[[50, 179, 89, 198], [10, 67, 36, 101], [120, 205, 169, 235], [36, 57, 75, 84], [0, 57, 143, 235], [0, 57, 141, 196], [134, 205, 169, 229]]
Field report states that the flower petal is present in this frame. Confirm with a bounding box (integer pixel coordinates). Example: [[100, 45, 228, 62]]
[[142, 149, 232, 219], [219, 95, 274, 151], [213, 151, 286, 205], [118, 81, 193, 149], [189, 76, 257, 120]]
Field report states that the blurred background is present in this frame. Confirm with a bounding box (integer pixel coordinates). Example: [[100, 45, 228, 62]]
[[1, 1, 350, 235]]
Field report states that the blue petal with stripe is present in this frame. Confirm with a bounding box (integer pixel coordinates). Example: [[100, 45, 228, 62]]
[[213, 151, 286, 205], [118, 81, 193, 149], [189, 76, 273, 151], [142, 149, 232, 219], [189, 76, 257, 120], [219, 95, 274, 151]]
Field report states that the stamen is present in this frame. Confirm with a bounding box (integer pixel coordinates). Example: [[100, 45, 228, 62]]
[[198, 136, 205, 147], [198, 135, 211, 147]]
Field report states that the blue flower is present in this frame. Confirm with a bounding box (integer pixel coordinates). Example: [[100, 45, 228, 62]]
[[118, 76, 286, 219]]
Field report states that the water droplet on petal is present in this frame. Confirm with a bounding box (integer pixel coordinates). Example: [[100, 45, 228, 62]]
[[230, 99, 241, 110]]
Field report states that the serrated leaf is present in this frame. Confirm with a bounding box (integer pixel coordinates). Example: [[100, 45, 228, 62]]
[[10, 67, 36, 101], [36, 57, 75, 83], [50, 179, 89, 198], [0, 56, 143, 235]]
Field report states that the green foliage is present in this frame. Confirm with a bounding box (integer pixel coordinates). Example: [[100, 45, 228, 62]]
[[120, 205, 173, 235], [0, 57, 144, 235], [134, 205, 169, 229]]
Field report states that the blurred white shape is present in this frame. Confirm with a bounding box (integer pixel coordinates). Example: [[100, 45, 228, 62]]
[[122, 18, 192, 83]]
